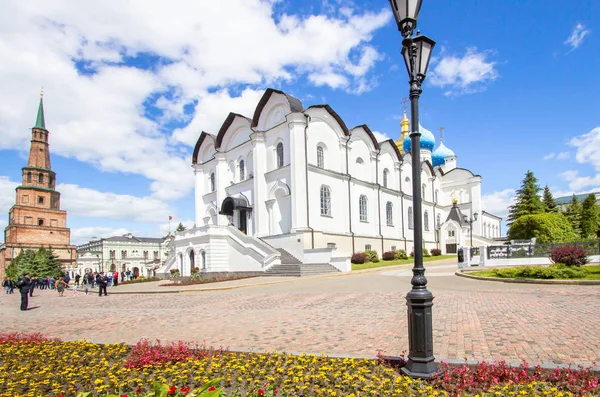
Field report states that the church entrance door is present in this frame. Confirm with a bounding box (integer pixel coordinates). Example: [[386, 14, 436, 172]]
[[446, 244, 457, 254], [239, 210, 247, 234]]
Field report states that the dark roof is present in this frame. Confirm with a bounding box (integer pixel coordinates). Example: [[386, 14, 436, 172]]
[[251, 88, 303, 128], [351, 124, 380, 150], [305, 104, 349, 136], [380, 139, 402, 162], [104, 235, 165, 243], [192, 132, 216, 165], [445, 204, 465, 225], [215, 113, 251, 149], [555, 192, 599, 205], [439, 167, 481, 178]]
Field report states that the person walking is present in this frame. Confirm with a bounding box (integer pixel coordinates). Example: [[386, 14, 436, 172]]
[[28, 277, 36, 297], [3, 278, 11, 294], [55, 277, 67, 297], [96, 272, 108, 297], [16, 273, 32, 311], [113, 271, 119, 287], [75, 274, 81, 287]]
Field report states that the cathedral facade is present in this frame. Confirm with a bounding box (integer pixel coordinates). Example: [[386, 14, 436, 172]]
[[0, 96, 77, 280], [161, 88, 501, 276]]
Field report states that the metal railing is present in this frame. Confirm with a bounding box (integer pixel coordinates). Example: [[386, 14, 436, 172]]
[[487, 241, 600, 260]]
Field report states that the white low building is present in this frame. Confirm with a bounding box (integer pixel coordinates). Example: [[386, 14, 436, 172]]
[[160, 88, 501, 276]]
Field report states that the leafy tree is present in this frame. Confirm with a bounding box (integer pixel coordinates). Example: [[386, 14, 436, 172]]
[[175, 222, 187, 232], [542, 185, 558, 213], [564, 194, 582, 237], [580, 194, 599, 239], [506, 170, 544, 227], [508, 212, 576, 244]]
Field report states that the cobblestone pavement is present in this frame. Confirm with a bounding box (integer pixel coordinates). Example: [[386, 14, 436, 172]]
[[1, 260, 599, 366]]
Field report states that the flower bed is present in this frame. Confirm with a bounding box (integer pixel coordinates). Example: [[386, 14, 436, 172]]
[[0, 333, 598, 396], [159, 274, 259, 287]]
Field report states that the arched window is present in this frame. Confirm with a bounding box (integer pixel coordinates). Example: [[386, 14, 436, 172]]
[[437, 213, 441, 228], [359, 195, 368, 222], [38, 173, 44, 184], [276, 142, 284, 168], [48, 175, 53, 187], [317, 146, 324, 169], [386, 202, 393, 226], [210, 173, 215, 192], [189, 250, 195, 270], [488, 224, 491, 237], [408, 206, 413, 229], [320, 185, 331, 216], [239, 160, 245, 181], [435, 189, 439, 204], [201, 251, 206, 269], [422, 183, 426, 200], [27, 172, 32, 183], [483, 222, 487, 237], [383, 169, 389, 188], [424, 210, 429, 231]]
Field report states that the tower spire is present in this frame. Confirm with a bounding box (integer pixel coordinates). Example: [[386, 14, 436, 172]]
[[34, 88, 46, 130]]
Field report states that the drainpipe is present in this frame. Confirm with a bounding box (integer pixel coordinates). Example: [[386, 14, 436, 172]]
[[400, 160, 407, 251], [376, 149, 383, 254], [303, 113, 314, 249], [346, 137, 355, 253]]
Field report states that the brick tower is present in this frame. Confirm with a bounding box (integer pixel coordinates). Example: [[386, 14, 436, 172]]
[[0, 94, 76, 279]]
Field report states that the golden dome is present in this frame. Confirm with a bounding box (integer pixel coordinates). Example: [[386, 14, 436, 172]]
[[396, 110, 411, 154]]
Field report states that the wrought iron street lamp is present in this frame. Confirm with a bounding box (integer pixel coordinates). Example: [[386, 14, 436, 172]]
[[463, 212, 479, 247], [389, 0, 438, 378]]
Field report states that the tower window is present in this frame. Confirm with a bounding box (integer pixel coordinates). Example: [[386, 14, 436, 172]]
[[27, 172, 32, 183], [276, 142, 284, 168], [38, 219, 44, 226], [38, 173, 44, 183], [38, 196, 44, 205]]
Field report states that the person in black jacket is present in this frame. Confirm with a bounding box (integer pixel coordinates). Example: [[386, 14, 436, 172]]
[[16, 273, 33, 311], [96, 272, 108, 297]]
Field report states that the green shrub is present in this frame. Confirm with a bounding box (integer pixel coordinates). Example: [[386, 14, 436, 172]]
[[423, 248, 431, 257], [508, 212, 576, 244], [490, 264, 587, 279], [393, 249, 408, 260], [364, 250, 379, 263]]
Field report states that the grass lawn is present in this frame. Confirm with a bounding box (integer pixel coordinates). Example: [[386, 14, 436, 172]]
[[352, 254, 456, 271], [470, 265, 600, 280]]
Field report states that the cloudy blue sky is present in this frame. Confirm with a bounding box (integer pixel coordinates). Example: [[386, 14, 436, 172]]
[[0, 0, 598, 245]]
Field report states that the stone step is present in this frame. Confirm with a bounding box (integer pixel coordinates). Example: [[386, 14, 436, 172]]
[[263, 263, 340, 277]]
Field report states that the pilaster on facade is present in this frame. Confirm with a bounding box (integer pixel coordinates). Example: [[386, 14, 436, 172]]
[[250, 131, 269, 237], [287, 117, 309, 232], [213, 152, 229, 226]]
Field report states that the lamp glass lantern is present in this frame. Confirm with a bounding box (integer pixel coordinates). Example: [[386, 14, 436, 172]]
[[401, 34, 436, 80], [389, 0, 422, 36]]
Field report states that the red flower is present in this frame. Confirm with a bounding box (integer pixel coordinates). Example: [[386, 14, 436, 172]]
[[180, 386, 190, 393], [58, 395, 64, 397], [136, 388, 142, 395], [274, 391, 278, 395], [121, 395, 129, 397], [258, 389, 265, 396], [208, 386, 216, 391], [168, 385, 177, 395]]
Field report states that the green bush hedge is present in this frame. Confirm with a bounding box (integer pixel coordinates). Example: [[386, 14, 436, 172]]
[[491, 264, 587, 279]]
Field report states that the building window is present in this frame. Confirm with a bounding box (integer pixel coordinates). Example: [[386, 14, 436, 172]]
[[408, 206, 414, 229], [38, 196, 44, 204], [386, 202, 393, 226], [424, 210, 429, 231], [422, 184, 426, 200], [154, 251, 159, 260], [201, 250, 207, 269], [437, 213, 441, 228], [49, 176, 53, 187], [320, 185, 331, 216], [38, 173, 44, 183], [448, 230, 455, 237], [365, 244, 372, 251], [27, 172, 32, 183], [38, 219, 44, 226], [383, 169, 389, 188], [110, 250, 115, 259], [276, 142, 284, 168], [239, 160, 245, 181], [144, 251, 148, 259], [121, 250, 127, 259], [210, 173, 215, 192], [317, 146, 324, 169], [435, 189, 439, 203], [359, 195, 368, 222]]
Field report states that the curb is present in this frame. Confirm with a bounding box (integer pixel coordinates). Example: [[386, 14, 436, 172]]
[[455, 271, 600, 285]]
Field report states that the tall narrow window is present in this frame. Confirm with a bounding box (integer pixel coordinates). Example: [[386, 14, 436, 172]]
[[436, 213, 441, 228], [38, 173, 44, 183], [317, 146, 324, 168], [424, 210, 429, 231], [144, 251, 148, 259], [210, 173, 215, 192], [320, 185, 331, 216], [239, 160, 245, 181], [383, 169, 389, 188], [359, 195, 368, 222], [27, 172, 32, 183], [276, 142, 284, 168], [408, 206, 414, 229], [121, 250, 127, 259], [435, 189, 439, 203], [422, 183, 426, 200], [386, 202, 393, 226]]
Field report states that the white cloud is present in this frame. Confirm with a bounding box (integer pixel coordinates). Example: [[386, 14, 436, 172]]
[[428, 47, 498, 96], [564, 23, 591, 51], [0, 1, 391, 203], [371, 130, 391, 143], [482, 188, 515, 220], [543, 153, 555, 160], [556, 151, 570, 160], [308, 71, 349, 90], [559, 170, 600, 191], [70, 227, 130, 246], [0, 176, 18, 213]]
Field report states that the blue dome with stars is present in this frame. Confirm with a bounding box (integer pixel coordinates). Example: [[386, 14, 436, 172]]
[[402, 124, 436, 153], [432, 142, 456, 167]]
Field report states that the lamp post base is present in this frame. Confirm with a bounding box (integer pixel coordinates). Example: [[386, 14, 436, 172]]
[[401, 288, 438, 379]]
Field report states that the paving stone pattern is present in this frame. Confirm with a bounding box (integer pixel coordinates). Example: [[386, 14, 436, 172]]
[[1, 261, 598, 366]]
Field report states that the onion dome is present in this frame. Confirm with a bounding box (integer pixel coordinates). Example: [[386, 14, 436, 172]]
[[432, 142, 456, 166], [402, 124, 436, 153]]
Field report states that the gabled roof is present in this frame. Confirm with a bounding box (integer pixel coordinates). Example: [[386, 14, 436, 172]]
[[251, 88, 303, 128], [305, 104, 349, 136], [192, 132, 216, 165], [215, 112, 252, 149], [351, 124, 380, 150], [445, 203, 465, 225], [380, 139, 402, 162]]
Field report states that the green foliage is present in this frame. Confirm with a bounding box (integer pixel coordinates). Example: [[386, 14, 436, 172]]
[[422, 248, 431, 257], [4, 259, 18, 279], [580, 194, 599, 239], [506, 170, 544, 227], [393, 249, 408, 260], [13, 248, 64, 278], [489, 264, 587, 279], [364, 250, 379, 263], [508, 212, 576, 243], [175, 222, 187, 232], [542, 185, 558, 213], [564, 194, 582, 237]]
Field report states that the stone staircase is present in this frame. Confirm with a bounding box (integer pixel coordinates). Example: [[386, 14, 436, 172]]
[[263, 248, 340, 277]]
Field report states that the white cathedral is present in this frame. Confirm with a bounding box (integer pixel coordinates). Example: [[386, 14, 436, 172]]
[[160, 88, 501, 276]]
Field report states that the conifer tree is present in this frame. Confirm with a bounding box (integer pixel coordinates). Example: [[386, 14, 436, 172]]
[[542, 185, 558, 213], [175, 222, 187, 232], [564, 194, 582, 237], [19, 248, 63, 277], [580, 194, 599, 239], [12, 249, 36, 278], [506, 170, 544, 227]]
